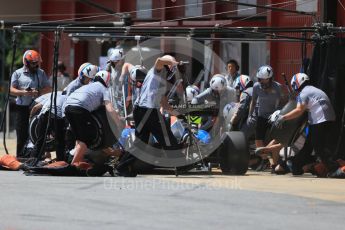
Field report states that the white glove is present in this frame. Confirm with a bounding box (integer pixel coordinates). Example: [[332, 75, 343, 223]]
[[274, 115, 285, 129], [268, 110, 281, 124], [191, 98, 198, 105]]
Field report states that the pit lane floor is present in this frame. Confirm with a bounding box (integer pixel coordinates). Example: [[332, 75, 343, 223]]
[[1, 138, 345, 230]]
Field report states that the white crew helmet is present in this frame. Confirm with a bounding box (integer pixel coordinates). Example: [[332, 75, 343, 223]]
[[161, 54, 176, 62], [108, 48, 125, 62], [161, 55, 177, 80], [210, 74, 226, 91], [95, 70, 111, 87], [78, 63, 99, 80], [223, 102, 238, 121], [291, 73, 310, 91], [186, 85, 200, 102], [129, 65, 146, 82], [236, 74, 252, 91], [256, 65, 273, 79]]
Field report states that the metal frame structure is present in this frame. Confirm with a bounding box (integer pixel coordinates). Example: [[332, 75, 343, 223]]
[[1, 0, 343, 156], [1, 20, 342, 154]]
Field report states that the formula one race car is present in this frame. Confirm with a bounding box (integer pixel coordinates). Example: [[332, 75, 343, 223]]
[[118, 103, 250, 176], [27, 97, 307, 178]]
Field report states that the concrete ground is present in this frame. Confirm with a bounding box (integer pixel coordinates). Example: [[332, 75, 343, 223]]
[[1, 137, 345, 230]]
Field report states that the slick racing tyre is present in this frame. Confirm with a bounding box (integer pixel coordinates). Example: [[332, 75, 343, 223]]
[[88, 106, 118, 150], [219, 131, 249, 175], [29, 115, 56, 152]]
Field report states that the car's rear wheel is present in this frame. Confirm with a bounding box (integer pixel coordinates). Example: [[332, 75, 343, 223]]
[[219, 131, 249, 175]]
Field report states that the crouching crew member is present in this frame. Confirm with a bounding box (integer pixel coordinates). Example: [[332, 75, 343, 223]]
[[64, 71, 124, 165], [230, 74, 255, 139], [10, 50, 52, 157], [31, 91, 67, 161], [191, 74, 236, 108], [133, 55, 180, 148], [63, 63, 99, 96], [191, 74, 237, 134], [273, 73, 337, 173]]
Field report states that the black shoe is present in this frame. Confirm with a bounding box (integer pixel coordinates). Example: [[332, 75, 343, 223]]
[[274, 160, 290, 175], [115, 166, 138, 177], [292, 168, 304, 176], [274, 164, 289, 175], [270, 164, 277, 174], [325, 160, 340, 174], [256, 159, 269, 171], [249, 156, 262, 170]]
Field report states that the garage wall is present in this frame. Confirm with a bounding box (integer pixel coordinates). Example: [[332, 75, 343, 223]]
[[0, 0, 41, 22], [267, 0, 320, 83]]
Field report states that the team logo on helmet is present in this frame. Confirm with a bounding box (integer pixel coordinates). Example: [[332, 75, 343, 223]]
[[237, 75, 252, 91], [223, 102, 238, 121], [256, 65, 273, 79], [267, 68, 271, 75], [109, 48, 125, 62], [78, 63, 98, 80], [210, 74, 226, 91], [23, 50, 42, 65], [291, 73, 309, 91], [86, 67, 91, 76], [186, 85, 200, 102]]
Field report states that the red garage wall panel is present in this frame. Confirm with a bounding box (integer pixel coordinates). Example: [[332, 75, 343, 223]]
[[75, 0, 118, 21], [40, 0, 75, 77], [40, 0, 121, 77], [267, 0, 320, 83], [41, 0, 320, 80], [337, 0, 345, 38]]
